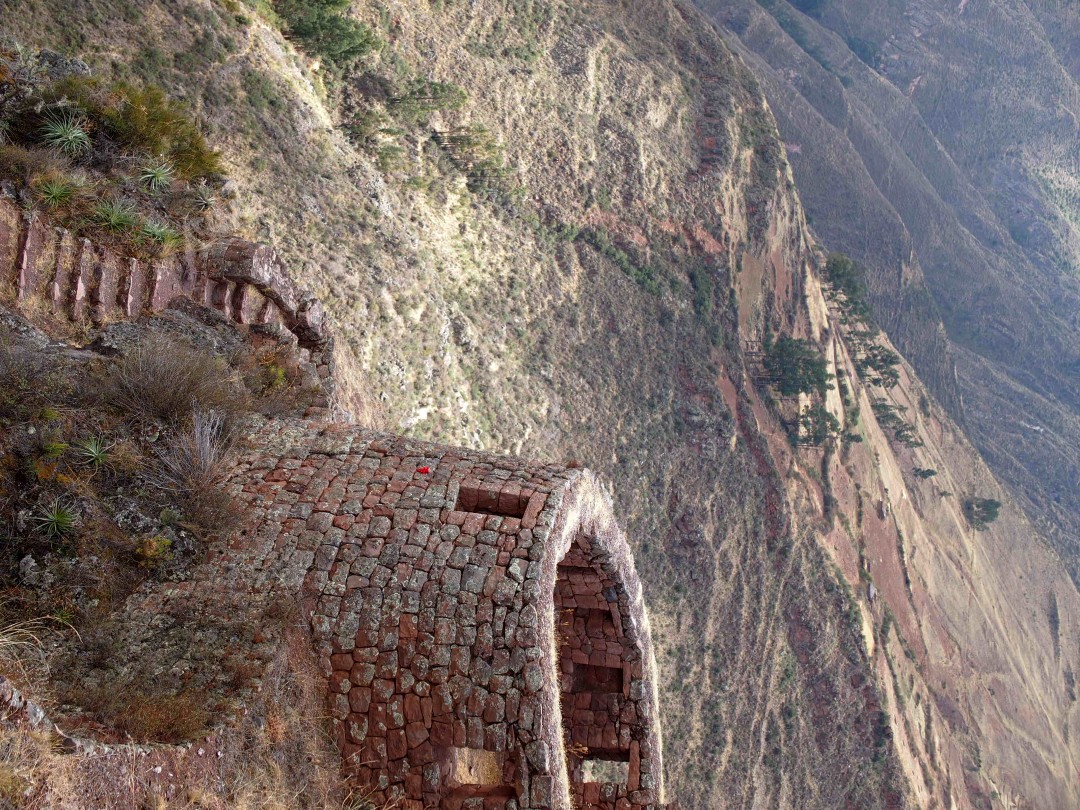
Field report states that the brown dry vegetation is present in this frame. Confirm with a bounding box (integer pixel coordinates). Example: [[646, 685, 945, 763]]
[[0, 624, 391, 809]]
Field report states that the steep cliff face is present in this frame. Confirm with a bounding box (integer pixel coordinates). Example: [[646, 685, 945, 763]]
[[763, 272, 1080, 809], [1, 0, 1077, 808], [699, 0, 1080, 587]]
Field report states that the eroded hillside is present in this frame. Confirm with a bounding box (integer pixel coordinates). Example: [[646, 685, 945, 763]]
[[0, 0, 1077, 807], [701, 0, 1080, 587]]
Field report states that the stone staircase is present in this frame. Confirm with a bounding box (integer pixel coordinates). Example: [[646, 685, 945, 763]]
[[0, 195, 344, 419], [0, 196, 330, 351]]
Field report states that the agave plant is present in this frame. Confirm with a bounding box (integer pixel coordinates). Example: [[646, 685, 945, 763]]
[[93, 199, 138, 232], [141, 219, 182, 251], [191, 181, 217, 211], [35, 178, 76, 208], [32, 498, 78, 539], [75, 436, 112, 467], [39, 111, 91, 158], [139, 161, 174, 193]]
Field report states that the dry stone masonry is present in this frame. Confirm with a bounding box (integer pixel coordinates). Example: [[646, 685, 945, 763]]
[[0, 197, 329, 348], [229, 422, 674, 810]]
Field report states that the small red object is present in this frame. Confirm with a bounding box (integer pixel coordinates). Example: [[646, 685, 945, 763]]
[[417, 466, 431, 474]]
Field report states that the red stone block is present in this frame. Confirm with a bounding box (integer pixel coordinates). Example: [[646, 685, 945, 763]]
[[361, 737, 388, 767], [349, 687, 372, 713], [404, 694, 422, 722], [430, 721, 452, 746], [521, 494, 545, 529], [369, 704, 387, 735], [628, 741, 641, 791], [412, 740, 434, 764], [497, 483, 521, 513], [405, 721, 428, 747], [387, 728, 408, 759], [459, 480, 481, 510], [462, 513, 485, 535], [330, 652, 353, 671], [341, 742, 363, 768]]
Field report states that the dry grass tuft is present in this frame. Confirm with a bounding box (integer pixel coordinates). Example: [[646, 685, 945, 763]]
[[0, 614, 48, 689], [144, 410, 234, 497], [67, 686, 211, 744], [99, 334, 245, 424], [143, 409, 240, 536]]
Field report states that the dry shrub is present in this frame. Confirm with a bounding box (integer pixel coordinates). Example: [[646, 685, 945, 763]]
[[0, 614, 47, 690], [0, 342, 49, 417], [0, 724, 52, 808], [143, 410, 241, 536], [0, 144, 66, 184], [223, 630, 350, 810], [68, 686, 210, 743], [100, 334, 245, 424]]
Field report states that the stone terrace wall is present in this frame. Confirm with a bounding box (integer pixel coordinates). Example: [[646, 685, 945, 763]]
[[0, 195, 342, 417], [227, 421, 673, 810]]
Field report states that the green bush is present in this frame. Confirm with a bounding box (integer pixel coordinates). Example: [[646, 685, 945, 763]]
[[389, 79, 467, 120], [824, 252, 873, 323], [797, 402, 840, 445], [763, 336, 832, 396], [274, 0, 381, 68], [856, 343, 901, 388], [963, 497, 1001, 531], [579, 228, 661, 294], [40, 77, 222, 180]]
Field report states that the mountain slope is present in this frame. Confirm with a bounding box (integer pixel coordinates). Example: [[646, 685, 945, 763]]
[[1, 0, 1077, 807], [700, 0, 1080, 585]]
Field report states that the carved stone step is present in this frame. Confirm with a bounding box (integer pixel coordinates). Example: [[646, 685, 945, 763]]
[[49, 229, 77, 314], [71, 237, 94, 321], [89, 244, 120, 324]]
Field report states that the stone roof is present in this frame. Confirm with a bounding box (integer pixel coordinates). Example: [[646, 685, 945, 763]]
[[228, 421, 672, 810]]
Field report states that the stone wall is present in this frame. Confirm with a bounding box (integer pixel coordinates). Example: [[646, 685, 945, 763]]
[[227, 422, 673, 810]]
